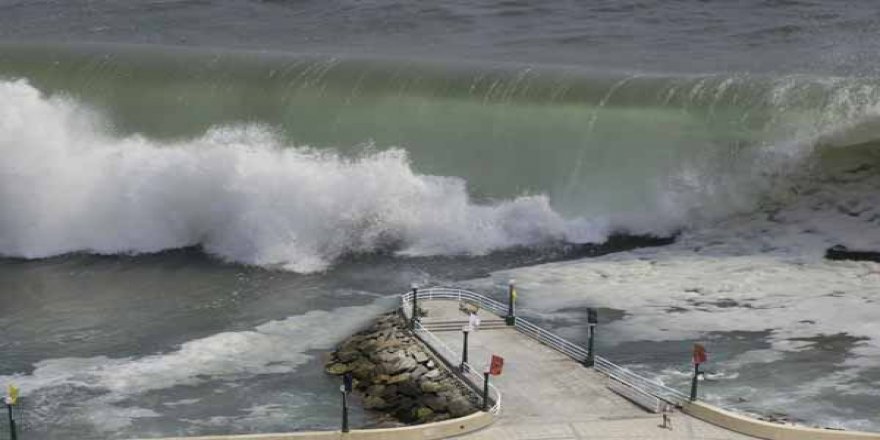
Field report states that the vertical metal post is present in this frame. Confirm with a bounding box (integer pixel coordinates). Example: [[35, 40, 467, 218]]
[[585, 324, 596, 367], [482, 372, 490, 411], [505, 279, 516, 325], [461, 328, 470, 371], [410, 285, 418, 329], [341, 390, 349, 433], [585, 308, 598, 367], [690, 363, 700, 401], [341, 372, 352, 433], [6, 403, 16, 440]]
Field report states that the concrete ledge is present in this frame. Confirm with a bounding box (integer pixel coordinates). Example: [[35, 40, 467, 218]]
[[681, 401, 880, 440], [136, 410, 493, 440]]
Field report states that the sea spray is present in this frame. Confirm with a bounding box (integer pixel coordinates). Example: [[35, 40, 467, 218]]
[[0, 79, 611, 272]]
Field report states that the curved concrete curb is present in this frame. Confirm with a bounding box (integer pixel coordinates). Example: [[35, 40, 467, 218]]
[[682, 401, 880, 440], [135, 410, 493, 440]]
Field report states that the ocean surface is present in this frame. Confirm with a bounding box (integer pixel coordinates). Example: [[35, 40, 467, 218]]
[[0, 1, 878, 438]]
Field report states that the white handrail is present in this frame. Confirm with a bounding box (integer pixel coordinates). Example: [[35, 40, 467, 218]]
[[401, 287, 689, 407]]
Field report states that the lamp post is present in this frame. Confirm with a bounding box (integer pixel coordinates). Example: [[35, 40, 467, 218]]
[[482, 371, 490, 411], [461, 325, 471, 371], [690, 344, 707, 401], [410, 283, 419, 329], [505, 279, 516, 325], [585, 308, 598, 367], [341, 373, 352, 433], [5, 398, 17, 440]]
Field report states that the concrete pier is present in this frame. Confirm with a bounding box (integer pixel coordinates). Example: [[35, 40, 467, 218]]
[[417, 300, 757, 440]]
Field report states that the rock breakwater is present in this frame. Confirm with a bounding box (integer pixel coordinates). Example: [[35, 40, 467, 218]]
[[325, 313, 479, 425]]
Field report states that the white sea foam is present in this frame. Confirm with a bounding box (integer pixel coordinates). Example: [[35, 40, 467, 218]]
[[0, 301, 387, 433], [0, 79, 610, 272], [465, 143, 880, 430]]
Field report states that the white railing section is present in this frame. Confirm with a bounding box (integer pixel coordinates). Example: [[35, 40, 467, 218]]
[[401, 287, 689, 408], [410, 319, 503, 415]]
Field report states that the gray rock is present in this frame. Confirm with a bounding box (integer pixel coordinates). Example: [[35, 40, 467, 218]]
[[410, 365, 428, 380], [392, 356, 418, 374], [447, 397, 474, 417], [337, 350, 360, 363], [419, 381, 445, 393], [412, 351, 429, 364], [363, 396, 388, 410], [398, 381, 421, 397], [422, 395, 448, 411], [423, 368, 440, 380]]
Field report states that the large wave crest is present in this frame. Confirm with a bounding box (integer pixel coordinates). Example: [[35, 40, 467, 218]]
[[0, 80, 610, 272]]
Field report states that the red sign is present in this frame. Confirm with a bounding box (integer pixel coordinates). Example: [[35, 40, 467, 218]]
[[693, 344, 707, 365], [489, 355, 504, 376]]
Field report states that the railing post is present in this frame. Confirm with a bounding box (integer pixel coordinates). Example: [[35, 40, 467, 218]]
[[585, 308, 598, 367], [505, 279, 516, 325], [410, 284, 419, 329]]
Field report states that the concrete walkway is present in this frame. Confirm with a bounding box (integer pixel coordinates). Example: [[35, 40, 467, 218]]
[[417, 300, 757, 440]]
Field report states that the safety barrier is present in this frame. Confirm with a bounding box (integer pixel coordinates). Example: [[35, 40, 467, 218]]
[[401, 287, 688, 408], [398, 292, 502, 415]]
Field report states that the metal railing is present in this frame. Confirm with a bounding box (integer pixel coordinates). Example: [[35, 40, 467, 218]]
[[401, 287, 689, 408]]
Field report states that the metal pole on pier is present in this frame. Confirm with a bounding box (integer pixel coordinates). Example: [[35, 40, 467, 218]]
[[410, 284, 419, 329], [461, 326, 470, 371], [5, 385, 18, 440], [505, 279, 516, 325], [341, 373, 352, 433], [482, 372, 490, 412], [585, 308, 598, 367], [690, 344, 707, 401]]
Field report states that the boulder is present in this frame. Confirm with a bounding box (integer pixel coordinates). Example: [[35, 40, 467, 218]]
[[324, 362, 352, 375], [386, 372, 410, 384], [336, 350, 360, 363], [363, 396, 389, 410], [412, 351, 429, 364], [422, 394, 448, 412], [415, 407, 434, 422], [419, 380, 445, 394], [398, 381, 421, 397], [448, 397, 474, 417], [410, 365, 428, 380], [392, 356, 418, 374]]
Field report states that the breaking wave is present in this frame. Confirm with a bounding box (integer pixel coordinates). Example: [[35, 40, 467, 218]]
[[0, 80, 608, 272]]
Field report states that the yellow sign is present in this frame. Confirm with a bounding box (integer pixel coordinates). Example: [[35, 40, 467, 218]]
[[7, 384, 18, 405], [511, 287, 517, 303]]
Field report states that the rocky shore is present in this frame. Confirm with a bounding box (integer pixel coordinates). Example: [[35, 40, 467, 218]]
[[324, 313, 480, 425]]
